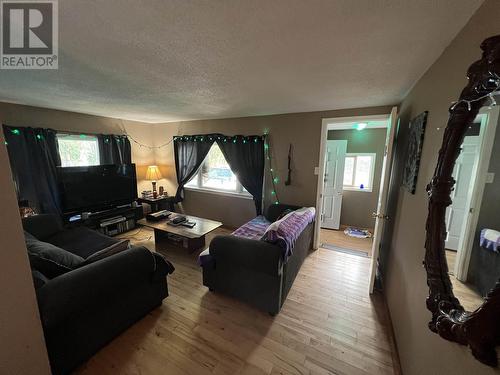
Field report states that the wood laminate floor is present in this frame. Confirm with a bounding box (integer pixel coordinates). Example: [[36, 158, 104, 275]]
[[445, 250, 483, 312], [75, 226, 400, 375], [320, 226, 374, 257]]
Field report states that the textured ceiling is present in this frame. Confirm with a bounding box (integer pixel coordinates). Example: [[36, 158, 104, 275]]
[[0, 0, 483, 123]]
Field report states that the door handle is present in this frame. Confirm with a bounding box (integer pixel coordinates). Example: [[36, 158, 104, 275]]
[[372, 212, 390, 220]]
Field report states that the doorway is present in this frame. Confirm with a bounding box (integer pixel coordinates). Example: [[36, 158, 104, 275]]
[[445, 105, 500, 311], [314, 107, 398, 293]]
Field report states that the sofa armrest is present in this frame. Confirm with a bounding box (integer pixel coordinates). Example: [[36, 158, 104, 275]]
[[37, 246, 172, 330], [22, 214, 63, 240], [209, 235, 283, 277]]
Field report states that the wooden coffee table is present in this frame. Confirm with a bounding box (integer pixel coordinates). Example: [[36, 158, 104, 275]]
[[137, 215, 222, 251]]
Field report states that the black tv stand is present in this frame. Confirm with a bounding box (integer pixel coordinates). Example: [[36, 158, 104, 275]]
[[65, 204, 144, 236]]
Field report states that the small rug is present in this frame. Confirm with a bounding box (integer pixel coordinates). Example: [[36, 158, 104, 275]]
[[321, 243, 369, 257], [344, 227, 372, 239]]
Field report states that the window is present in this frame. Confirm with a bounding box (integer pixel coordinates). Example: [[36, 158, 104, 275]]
[[57, 134, 100, 167], [343, 153, 376, 192], [185, 143, 250, 197]]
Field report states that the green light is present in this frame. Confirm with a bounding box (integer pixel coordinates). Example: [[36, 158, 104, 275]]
[[273, 177, 279, 184], [264, 143, 269, 150], [274, 201, 279, 205], [254, 138, 258, 143], [224, 138, 227, 143], [36, 134, 42, 140], [4, 141, 8, 145], [11, 129, 20, 135], [270, 168, 274, 172], [233, 138, 237, 144], [79, 134, 86, 138], [355, 123, 367, 131], [243, 139, 247, 144], [271, 191, 276, 195]]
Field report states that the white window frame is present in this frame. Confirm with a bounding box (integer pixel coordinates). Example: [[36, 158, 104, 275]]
[[184, 143, 252, 199], [343, 152, 376, 192], [56, 133, 100, 167]]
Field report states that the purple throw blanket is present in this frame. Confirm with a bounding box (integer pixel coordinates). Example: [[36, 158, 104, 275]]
[[198, 207, 315, 267], [231, 215, 271, 240], [262, 207, 315, 258], [480, 229, 500, 252]]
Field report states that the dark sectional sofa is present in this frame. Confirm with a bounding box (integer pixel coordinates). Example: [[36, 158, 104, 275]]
[[202, 204, 314, 315], [23, 214, 174, 375]]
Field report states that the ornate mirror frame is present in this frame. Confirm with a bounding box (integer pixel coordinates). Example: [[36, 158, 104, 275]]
[[425, 35, 500, 367]]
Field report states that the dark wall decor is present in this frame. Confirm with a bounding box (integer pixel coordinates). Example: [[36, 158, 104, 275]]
[[285, 144, 292, 186], [402, 111, 428, 194], [424, 35, 500, 367]]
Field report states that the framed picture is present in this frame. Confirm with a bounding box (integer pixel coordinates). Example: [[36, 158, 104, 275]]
[[402, 111, 428, 194]]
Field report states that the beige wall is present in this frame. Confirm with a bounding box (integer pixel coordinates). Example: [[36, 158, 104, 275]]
[[327, 128, 386, 229], [0, 131, 51, 373], [152, 107, 393, 227], [0, 102, 156, 195], [383, 1, 500, 374], [0, 102, 394, 228]]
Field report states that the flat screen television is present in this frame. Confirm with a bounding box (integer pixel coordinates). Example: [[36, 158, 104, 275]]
[[58, 164, 137, 214]]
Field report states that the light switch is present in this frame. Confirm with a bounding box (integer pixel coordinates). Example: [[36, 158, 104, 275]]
[[314, 166, 319, 175], [485, 172, 495, 184]]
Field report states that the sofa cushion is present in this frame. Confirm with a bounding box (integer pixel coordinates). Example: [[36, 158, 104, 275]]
[[32, 269, 49, 289], [231, 215, 271, 240], [262, 207, 316, 258], [46, 226, 129, 259], [22, 214, 63, 241], [25, 234, 84, 278], [81, 239, 130, 265]]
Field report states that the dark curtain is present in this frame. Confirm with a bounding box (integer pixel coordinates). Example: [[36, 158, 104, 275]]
[[3, 125, 62, 214], [173, 137, 215, 201], [98, 135, 132, 165], [217, 136, 265, 214]]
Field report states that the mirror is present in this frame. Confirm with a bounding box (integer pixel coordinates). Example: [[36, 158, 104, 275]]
[[424, 35, 500, 368], [445, 104, 500, 313]]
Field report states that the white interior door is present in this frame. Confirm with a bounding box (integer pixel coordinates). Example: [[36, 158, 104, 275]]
[[369, 106, 398, 293], [321, 140, 347, 229], [445, 136, 480, 251]]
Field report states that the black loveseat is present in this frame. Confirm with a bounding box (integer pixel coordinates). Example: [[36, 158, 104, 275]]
[[23, 214, 174, 374], [201, 204, 314, 315]]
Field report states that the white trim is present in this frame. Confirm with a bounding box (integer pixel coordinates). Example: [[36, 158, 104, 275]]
[[454, 106, 500, 281], [184, 186, 253, 200]]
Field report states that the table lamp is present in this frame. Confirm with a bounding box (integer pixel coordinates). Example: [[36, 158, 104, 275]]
[[146, 165, 162, 197]]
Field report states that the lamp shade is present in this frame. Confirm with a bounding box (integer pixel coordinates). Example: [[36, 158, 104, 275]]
[[145, 165, 162, 181]]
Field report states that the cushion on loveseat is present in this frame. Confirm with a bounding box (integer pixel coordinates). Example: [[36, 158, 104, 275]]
[[231, 215, 271, 240], [46, 226, 129, 260], [25, 233, 84, 278], [262, 207, 316, 258]]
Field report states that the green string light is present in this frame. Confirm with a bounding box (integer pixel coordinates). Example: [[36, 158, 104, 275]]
[[79, 134, 86, 139], [11, 129, 20, 135], [264, 134, 280, 206]]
